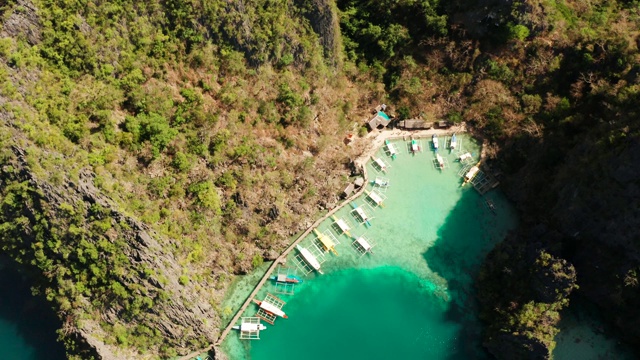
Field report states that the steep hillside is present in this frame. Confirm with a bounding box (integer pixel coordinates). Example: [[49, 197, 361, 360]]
[[336, 0, 640, 358], [0, 0, 374, 357], [1, 0, 639, 358]]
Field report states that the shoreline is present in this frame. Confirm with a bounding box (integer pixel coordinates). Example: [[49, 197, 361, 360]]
[[353, 123, 468, 169], [196, 124, 468, 360]]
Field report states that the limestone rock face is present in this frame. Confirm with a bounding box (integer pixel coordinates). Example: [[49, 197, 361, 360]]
[[299, 0, 341, 63], [1, 146, 219, 358], [0, 0, 41, 45], [477, 228, 578, 360]]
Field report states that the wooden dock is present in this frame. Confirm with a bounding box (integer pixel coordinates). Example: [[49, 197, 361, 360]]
[[177, 166, 372, 360], [472, 171, 500, 194], [179, 129, 470, 360]]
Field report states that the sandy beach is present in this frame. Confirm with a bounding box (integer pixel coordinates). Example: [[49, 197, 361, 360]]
[[353, 123, 467, 169]]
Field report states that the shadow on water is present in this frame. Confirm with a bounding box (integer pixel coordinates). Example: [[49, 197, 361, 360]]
[[0, 259, 66, 360], [423, 188, 504, 360]]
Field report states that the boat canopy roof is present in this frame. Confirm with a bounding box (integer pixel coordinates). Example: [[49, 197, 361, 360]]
[[336, 218, 350, 231], [354, 207, 367, 220], [465, 166, 480, 179], [241, 323, 261, 331], [356, 237, 371, 251], [317, 232, 335, 248], [368, 191, 383, 204]]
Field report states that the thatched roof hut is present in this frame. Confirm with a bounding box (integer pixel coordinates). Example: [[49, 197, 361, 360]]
[[398, 119, 433, 130]]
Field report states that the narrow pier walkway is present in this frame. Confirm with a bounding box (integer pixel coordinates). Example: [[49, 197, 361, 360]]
[[178, 169, 371, 360], [179, 127, 469, 360], [214, 178, 369, 346]]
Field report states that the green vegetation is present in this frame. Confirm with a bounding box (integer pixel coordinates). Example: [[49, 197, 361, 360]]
[[478, 236, 578, 358], [0, 0, 639, 357]]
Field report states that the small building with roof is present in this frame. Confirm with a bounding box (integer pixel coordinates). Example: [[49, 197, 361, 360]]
[[398, 119, 433, 130], [368, 111, 392, 130]]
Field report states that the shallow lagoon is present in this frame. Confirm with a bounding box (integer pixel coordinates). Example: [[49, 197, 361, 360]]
[[220, 135, 634, 360], [222, 135, 517, 359]]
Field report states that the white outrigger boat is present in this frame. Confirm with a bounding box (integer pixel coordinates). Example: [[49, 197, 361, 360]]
[[463, 165, 480, 185], [432, 134, 439, 151], [371, 176, 390, 188], [233, 322, 267, 331], [436, 154, 445, 169], [355, 237, 373, 254], [233, 317, 267, 339], [296, 245, 324, 274], [364, 189, 386, 207], [384, 140, 399, 159], [450, 134, 457, 150], [458, 152, 472, 162], [371, 156, 389, 173], [252, 299, 288, 319]]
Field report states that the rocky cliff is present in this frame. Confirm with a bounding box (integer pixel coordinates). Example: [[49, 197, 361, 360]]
[[481, 95, 640, 357], [477, 226, 578, 360], [0, 143, 220, 358], [297, 0, 342, 64]]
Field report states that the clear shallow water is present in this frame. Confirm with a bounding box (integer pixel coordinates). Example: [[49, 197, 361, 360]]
[[222, 135, 518, 360], [0, 263, 66, 360], [220, 135, 633, 360]]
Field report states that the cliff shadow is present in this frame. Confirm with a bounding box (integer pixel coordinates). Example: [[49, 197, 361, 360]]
[[422, 188, 508, 359], [0, 259, 66, 359]]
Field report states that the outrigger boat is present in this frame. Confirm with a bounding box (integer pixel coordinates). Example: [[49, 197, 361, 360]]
[[411, 139, 421, 154], [350, 202, 372, 227], [252, 299, 288, 319], [371, 156, 388, 173], [313, 228, 338, 255], [296, 245, 324, 274], [462, 165, 480, 186], [384, 140, 398, 159], [364, 189, 385, 207], [331, 215, 352, 237], [458, 152, 472, 162], [436, 154, 445, 169], [355, 237, 374, 255], [233, 323, 267, 331], [371, 177, 390, 188], [269, 274, 304, 284], [450, 134, 457, 150], [432, 134, 439, 151]]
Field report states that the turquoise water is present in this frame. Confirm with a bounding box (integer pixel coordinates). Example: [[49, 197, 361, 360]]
[[222, 135, 519, 359], [220, 135, 633, 360], [250, 267, 460, 359], [0, 264, 66, 360]]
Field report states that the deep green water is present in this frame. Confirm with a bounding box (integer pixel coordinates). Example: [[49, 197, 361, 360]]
[[0, 263, 66, 360], [223, 136, 517, 359], [250, 267, 462, 359], [221, 135, 635, 360]]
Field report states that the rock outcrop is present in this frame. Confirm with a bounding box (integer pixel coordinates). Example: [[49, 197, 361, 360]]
[[486, 109, 640, 356], [477, 227, 578, 360], [0, 145, 220, 358], [297, 0, 342, 64], [0, 0, 41, 45]]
